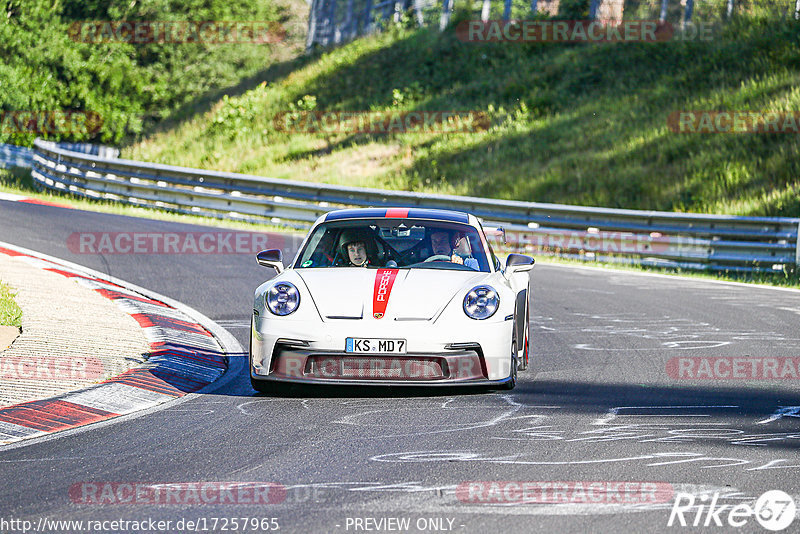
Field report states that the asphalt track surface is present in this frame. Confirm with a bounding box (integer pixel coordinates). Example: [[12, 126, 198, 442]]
[[1, 200, 799, 533]]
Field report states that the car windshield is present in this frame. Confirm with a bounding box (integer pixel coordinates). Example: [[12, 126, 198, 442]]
[[294, 219, 491, 272]]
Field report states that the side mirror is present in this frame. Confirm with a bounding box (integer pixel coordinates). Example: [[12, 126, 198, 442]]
[[257, 249, 284, 274], [505, 253, 534, 274]]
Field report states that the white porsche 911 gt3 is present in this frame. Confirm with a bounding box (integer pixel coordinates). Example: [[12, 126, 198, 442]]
[[249, 208, 534, 391]]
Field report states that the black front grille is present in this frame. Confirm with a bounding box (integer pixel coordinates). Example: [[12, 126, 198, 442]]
[[306, 355, 445, 380]]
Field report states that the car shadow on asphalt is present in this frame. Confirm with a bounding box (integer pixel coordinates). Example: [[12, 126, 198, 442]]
[[250, 383, 497, 398], [241, 378, 800, 451]]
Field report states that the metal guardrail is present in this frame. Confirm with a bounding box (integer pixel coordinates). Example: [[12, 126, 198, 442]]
[[1, 142, 118, 169], [22, 138, 800, 273], [47, 142, 120, 159], [0, 144, 33, 169]]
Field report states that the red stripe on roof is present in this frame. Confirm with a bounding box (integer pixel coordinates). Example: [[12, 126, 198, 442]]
[[385, 208, 409, 218]]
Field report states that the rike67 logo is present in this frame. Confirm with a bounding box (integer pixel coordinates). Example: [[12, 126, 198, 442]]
[[668, 490, 796, 531]]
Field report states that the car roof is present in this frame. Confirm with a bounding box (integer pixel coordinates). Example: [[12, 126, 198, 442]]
[[323, 208, 471, 224]]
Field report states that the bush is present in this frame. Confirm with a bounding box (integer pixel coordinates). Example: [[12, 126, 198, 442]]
[[0, 0, 288, 145]]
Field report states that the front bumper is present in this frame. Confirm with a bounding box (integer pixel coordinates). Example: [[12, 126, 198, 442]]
[[250, 374, 513, 388], [254, 346, 489, 385], [250, 315, 514, 383]]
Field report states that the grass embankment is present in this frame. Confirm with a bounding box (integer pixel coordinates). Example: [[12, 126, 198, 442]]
[[124, 15, 800, 218], [0, 281, 22, 329]]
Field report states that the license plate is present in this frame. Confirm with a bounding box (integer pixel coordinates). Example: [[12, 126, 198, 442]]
[[345, 338, 407, 354]]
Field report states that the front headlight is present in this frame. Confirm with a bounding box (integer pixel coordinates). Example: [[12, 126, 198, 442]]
[[266, 282, 300, 316], [463, 285, 499, 320]]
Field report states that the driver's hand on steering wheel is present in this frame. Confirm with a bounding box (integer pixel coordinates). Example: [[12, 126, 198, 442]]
[[450, 254, 463, 265]]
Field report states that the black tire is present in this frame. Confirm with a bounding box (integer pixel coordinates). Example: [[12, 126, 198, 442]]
[[501, 336, 518, 390], [249, 316, 282, 395], [250, 376, 282, 394], [518, 301, 530, 371]]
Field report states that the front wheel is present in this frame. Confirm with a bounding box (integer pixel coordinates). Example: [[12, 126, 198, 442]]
[[250, 317, 283, 394], [518, 302, 530, 371], [250, 377, 291, 395], [251, 377, 274, 394], [501, 337, 518, 390]]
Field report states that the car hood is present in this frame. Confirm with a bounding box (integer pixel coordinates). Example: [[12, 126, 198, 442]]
[[296, 268, 488, 321]]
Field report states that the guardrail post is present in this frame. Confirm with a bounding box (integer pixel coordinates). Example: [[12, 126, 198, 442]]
[[439, 0, 453, 30], [683, 0, 694, 25], [796, 221, 800, 269], [329, 0, 339, 44], [589, 0, 600, 19], [306, 0, 320, 50], [659, 0, 668, 21], [503, 0, 512, 20], [363, 0, 374, 33], [413, 0, 424, 25]]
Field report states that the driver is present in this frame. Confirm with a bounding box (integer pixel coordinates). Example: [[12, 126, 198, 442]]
[[428, 229, 479, 269], [429, 230, 455, 257], [338, 228, 377, 267], [346, 240, 368, 266]]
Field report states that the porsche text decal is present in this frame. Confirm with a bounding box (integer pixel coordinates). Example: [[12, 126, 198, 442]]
[[372, 269, 399, 319]]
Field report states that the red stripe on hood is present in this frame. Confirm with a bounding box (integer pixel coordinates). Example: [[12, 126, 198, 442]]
[[372, 269, 399, 319]]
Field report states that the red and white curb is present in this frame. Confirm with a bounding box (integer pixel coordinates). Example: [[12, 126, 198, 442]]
[[0, 191, 72, 209], [0, 242, 241, 447]]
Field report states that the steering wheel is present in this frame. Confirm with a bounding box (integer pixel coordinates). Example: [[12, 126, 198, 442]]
[[423, 254, 452, 262]]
